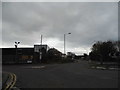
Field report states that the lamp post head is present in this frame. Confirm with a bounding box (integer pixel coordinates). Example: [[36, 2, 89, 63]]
[[68, 33, 71, 34], [15, 41, 20, 44]]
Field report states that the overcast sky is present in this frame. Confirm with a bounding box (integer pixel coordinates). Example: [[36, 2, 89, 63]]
[[2, 2, 118, 55]]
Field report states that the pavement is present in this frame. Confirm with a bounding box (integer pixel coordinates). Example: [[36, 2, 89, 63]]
[[89, 61, 120, 70], [2, 60, 119, 88]]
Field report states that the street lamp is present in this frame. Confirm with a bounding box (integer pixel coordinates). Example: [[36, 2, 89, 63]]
[[15, 41, 20, 63], [15, 41, 20, 48], [64, 33, 71, 57]]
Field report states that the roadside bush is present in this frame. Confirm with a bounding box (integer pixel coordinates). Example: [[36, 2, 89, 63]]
[[60, 58, 74, 63], [89, 41, 118, 63]]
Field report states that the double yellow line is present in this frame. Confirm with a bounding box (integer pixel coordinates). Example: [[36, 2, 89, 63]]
[[4, 73, 16, 90]]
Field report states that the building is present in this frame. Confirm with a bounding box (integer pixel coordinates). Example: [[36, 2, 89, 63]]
[[2, 44, 50, 64], [34, 44, 50, 53], [2, 48, 34, 64], [34, 44, 50, 63], [67, 52, 75, 59]]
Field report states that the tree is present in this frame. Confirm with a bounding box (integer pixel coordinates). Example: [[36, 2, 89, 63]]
[[46, 48, 62, 63], [89, 41, 118, 64]]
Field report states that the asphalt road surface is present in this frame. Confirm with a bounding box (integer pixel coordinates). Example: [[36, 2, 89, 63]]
[[2, 61, 118, 88]]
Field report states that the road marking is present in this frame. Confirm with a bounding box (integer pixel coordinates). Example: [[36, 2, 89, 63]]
[[9, 73, 16, 88], [4, 73, 17, 90], [4, 73, 13, 90], [23, 66, 46, 69], [31, 66, 45, 69]]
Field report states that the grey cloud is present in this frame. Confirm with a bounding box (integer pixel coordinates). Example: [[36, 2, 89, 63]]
[[2, 2, 118, 54]]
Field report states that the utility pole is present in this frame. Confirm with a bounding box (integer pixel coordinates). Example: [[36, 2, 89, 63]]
[[39, 35, 42, 63], [41, 35, 42, 46], [64, 34, 66, 56]]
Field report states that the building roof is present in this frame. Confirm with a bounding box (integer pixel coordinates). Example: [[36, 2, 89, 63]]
[[2, 48, 34, 55]]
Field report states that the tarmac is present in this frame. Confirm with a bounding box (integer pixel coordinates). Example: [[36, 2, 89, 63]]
[[3, 61, 119, 88]]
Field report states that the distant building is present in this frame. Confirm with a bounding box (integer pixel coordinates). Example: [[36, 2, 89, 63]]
[[67, 52, 75, 59], [61, 54, 67, 58], [74, 55, 84, 60]]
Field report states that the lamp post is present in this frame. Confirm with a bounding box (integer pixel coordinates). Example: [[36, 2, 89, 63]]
[[64, 33, 71, 57], [15, 41, 20, 64]]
